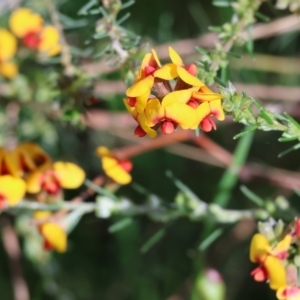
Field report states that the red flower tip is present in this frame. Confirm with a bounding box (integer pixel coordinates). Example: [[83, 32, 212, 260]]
[[144, 65, 156, 76], [251, 266, 268, 282], [161, 121, 175, 135], [134, 125, 147, 137], [200, 117, 216, 132], [43, 239, 54, 251], [119, 160, 133, 172], [186, 63, 198, 76], [187, 99, 199, 109], [295, 218, 300, 239], [127, 97, 137, 107], [40, 170, 61, 195], [23, 31, 41, 49]]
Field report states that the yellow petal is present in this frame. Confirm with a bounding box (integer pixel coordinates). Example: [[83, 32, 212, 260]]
[[38, 26, 61, 56], [264, 256, 286, 290], [0, 61, 18, 78], [126, 76, 154, 98], [209, 99, 225, 121], [123, 98, 138, 119], [102, 156, 132, 184], [18, 142, 52, 171], [40, 223, 67, 253], [1, 148, 20, 177], [137, 113, 157, 138], [53, 162, 85, 189], [0, 29, 17, 61], [169, 46, 184, 66], [26, 170, 43, 194], [162, 89, 194, 106], [9, 8, 43, 38], [165, 103, 197, 129], [153, 63, 177, 80], [33, 211, 51, 220], [272, 234, 292, 257], [144, 98, 164, 127], [151, 49, 161, 67], [0, 175, 26, 206], [96, 147, 132, 184], [177, 67, 205, 87], [136, 91, 150, 113], [249, 233, 270, 262], [192, 91, 224, 102], [196, 101, 210, 123]]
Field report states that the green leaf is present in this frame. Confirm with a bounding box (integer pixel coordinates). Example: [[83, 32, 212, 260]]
[[121, 0, 135, 10], [233, 125, 257, 139], [278, 136, 298, 142], [108, 218, 133, 233], [199, 228, 223, 251], [140, 228, 165, 254], [212, 1, 231, 7], [84, 179, 119, 201], [278, 143, 300, 158], [255, 11, 270, 22], [240, 185, 264, 206], [283, 112, 300, 129], [78, 0, 97, 15]]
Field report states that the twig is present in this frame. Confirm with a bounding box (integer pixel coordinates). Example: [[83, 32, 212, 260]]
[[44, 0, 75, 76], [0, 216, 30, 300]]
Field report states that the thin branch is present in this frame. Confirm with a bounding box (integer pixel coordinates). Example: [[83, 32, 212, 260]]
[[0, 216, 30, 300]]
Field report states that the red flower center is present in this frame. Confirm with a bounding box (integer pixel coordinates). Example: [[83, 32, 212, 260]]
[[119, 160, 133, 172], [186, 63, 198, 76], [127, 97, 137, 107], [40, 170, 61, 195], [144, 66, 156, 76], [0, 193, 6, 209], [23, 31, 41, 49], [134, 125, 146, 137], [251, 266, 268, 282], [201, 117, 216, 132], [161, 121, 175, 135], [187, 99, 199, 109]]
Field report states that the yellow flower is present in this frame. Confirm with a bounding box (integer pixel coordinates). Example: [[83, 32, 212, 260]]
[[0, 29, 18, 78], [9, 8, 60, 56], [0, 175, 26, 207], [250, 233, 292, 290], [9, 8, 43, 38], [126, 49, 161, 113], [34, 211, 67, 253], [26, 161, 85, 194], [96, 146, 132, 185], [143, 96, 198, 135], [154, 46, 205, 87], [38, 26, 61, 56]]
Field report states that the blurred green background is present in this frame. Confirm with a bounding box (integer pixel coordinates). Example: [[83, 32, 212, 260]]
[[1, 0, 300, 299]]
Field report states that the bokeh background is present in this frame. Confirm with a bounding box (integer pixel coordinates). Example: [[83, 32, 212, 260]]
[[1, 0, 300, 299]]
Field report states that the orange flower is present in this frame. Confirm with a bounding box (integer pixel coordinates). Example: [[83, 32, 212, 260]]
[[34, 211, 67, 253], [26, 161, 85, 195], [96, 146, 132, 185], [250, 233, 291, 290], [9, 8, 61, 56]]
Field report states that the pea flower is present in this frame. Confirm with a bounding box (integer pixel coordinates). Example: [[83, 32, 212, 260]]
[[96, 146, 132, 185], [154, 46, 205, 87], [0, 175, 26, 207], [126, 49, 161, 112], [9, 8, 61, 56], [0, 28, 18, 78], [34, 211, 67, 253], [143, 97, 198, 135], [26, 161, 85, 195], [250, 233, 292, 290]]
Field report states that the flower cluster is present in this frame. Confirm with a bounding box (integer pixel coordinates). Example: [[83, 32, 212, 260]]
[[0, 142, 85, 253], [0, 7, 61, 79], [250, 220, 300, 300], [124, 47, 225, 138]]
